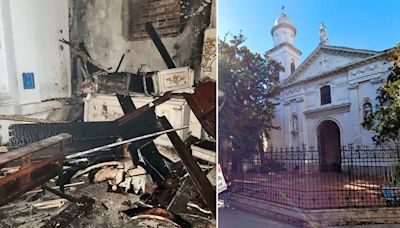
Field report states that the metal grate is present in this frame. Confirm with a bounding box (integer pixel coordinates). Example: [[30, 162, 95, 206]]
[[230, 144, 400, 209]]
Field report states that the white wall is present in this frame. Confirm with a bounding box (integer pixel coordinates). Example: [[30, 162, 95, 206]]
[[271, 57, 391, 148], [0, 0, 71, 145], [12, 0, 71, 103], [0, 0, 70, 106]]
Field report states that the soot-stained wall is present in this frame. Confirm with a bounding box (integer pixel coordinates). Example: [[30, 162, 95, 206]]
[[69, 0, 211, 94]]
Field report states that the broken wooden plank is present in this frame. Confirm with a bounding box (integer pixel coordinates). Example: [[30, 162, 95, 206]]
[[0, 163, 61, 206], [0, 134, 70, 206], [145, 22, 176, 69], [0, 114, 66, 123], [33, 198, 68, 210], [116, 97, 171, 185], [0, 153, 63, 185], [191, 145, 216, 164], [183, 81, 216, 138], [0, 134, 71, 164], [116, 92, 172, 126], [158, 116, 216, 216], [117, 94, 136, 113]]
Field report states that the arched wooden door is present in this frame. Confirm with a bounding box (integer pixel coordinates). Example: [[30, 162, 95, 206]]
[[317, 120, 341, 172]]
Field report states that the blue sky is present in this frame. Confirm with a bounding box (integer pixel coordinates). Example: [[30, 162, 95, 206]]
[[218, 0, 400, 60]]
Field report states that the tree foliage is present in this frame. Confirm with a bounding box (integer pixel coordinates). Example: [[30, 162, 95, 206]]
[[218, 33, 282, 163], [362, 44, 400, 143]]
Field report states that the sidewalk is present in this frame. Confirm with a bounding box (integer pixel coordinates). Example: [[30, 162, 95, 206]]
[[218, 205, 298, 228]]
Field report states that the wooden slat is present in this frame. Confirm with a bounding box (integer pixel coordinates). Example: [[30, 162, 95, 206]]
[[115, 93, 171, 126], [0, 164, 60, 206], [159, 116, 216, 216], [0, 133, 71, 164], [0, 152, 63, 185], [0, 114, 67, 123]]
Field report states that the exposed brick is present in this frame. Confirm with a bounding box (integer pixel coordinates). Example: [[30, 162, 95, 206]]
[[127, 0, 181, 41]]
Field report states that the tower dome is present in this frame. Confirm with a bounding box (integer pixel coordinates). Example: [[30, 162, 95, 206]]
[[271, 8, 296, 46], [266, 7, 301, 82], [274, 12, 293, 27]]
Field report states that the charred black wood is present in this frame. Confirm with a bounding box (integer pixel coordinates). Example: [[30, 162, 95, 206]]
[[117, 94, 136, 113], [97, 72, 156, 95], [116, 93, 171, 126], [41, 195, 94, 228], [116, 96, 171, 185], [184, 135, 200, 148], [159, 116, 216, 216], [183, 81, 216, 138], [114, 54, 125, 73], [41, 184, 86, 203], [141, 162, 185, 206], [145, 22, 176, 69], [120, 118, 169, 183], [145, 177, 181, 208], [168, 177, 212, 219], [195, 140, 216, 151]]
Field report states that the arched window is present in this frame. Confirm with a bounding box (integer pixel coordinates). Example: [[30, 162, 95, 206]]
[[291, 62, 296, 74], [320, 85, 331, 105], [363, 102, 373, 118]]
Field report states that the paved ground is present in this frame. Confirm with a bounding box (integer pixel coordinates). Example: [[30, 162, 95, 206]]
[[233, 171, 386, 208], [332, 225, 400, 228], [218, 206, 400, 228], [218, 205, 298, 228]]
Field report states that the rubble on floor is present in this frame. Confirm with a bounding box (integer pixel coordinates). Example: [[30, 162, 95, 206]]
[[0, 78, 216, 227], [0, 19, 216, 227]]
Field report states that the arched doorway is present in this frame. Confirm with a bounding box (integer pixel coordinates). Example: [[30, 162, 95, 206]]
[[317, 120, 341, 172]]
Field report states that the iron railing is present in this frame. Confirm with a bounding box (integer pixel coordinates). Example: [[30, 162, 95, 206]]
[[231, 144, 400, 209]]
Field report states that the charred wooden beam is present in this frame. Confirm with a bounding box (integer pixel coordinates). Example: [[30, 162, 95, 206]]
[[158, 116, 216, 216], [116, 94, 171, 184], [116, 92, 172, 126], [117, 94, 136, 113], [183, 81, 216, 138], [145, 22, 176, 69]]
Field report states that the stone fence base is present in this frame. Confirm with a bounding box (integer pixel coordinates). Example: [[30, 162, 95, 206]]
[[229, 193, 400, 227]]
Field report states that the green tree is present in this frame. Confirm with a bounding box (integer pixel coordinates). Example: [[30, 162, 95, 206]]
[[218, 33, 282, 172], [362, 44, 400, 143]]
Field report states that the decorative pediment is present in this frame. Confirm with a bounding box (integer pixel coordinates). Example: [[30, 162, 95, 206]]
[[282, 45, 379, 86]]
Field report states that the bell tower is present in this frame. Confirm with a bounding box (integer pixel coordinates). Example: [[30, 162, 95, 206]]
[[266, 7, 301, 82]]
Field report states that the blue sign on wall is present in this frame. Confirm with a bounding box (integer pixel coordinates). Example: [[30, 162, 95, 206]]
[[22, 72, 35, 89]]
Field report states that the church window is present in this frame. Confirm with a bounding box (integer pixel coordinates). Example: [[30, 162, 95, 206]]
[[320, 85, 331, 105], [363, 102, 373, 118], [291, 62, 295, 74]]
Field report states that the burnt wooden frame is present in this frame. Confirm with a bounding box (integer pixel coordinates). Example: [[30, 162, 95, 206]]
[[0, 133, 71, 206]]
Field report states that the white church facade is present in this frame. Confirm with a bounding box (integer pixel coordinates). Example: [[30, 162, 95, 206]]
[[268, 10, 392, 169]]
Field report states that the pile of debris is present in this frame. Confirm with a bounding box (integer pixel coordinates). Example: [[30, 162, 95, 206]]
[[0, 23, 216, 228]]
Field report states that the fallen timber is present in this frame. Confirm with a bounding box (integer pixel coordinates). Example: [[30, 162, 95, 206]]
[[0, 133, 71, 206]]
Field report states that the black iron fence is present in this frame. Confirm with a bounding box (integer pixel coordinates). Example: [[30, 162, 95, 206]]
[[230, 144, 400, 209]]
